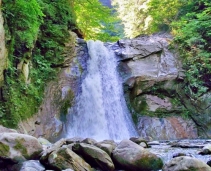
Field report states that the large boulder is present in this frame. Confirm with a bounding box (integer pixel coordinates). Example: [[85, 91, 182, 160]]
[[112, 139, 163, 171], [47, 147, 93, 171], [199, 144, 211, 155], [163, 156, 211, 171], [137, 116, 198, 140], [0, 133, 42, 162], [115, 34, 181, 84], [73, 143, 115, 171]]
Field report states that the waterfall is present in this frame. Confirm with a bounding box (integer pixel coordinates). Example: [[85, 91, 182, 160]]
[[65, 40, 137, 141]]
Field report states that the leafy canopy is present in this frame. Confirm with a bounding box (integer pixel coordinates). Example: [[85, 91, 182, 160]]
[[74, 0, 122, 41]]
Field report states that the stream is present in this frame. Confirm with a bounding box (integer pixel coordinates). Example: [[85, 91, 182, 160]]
[[148, 139, 211, 165]]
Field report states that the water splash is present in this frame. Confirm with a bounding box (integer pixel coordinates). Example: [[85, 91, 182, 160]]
[[65, 40, 137, 141]]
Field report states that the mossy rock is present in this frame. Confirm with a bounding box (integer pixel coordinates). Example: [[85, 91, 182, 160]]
[[0, 133, 43, 162], [0, 142, 10, 157], [14, 138, 29, 158]]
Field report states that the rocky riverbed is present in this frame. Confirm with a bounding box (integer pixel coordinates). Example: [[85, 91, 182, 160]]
[[1, 126, 211, 171]]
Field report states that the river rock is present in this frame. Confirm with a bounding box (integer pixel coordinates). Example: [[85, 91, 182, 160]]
[[112, 139, 163, 171], [66, 137, 83, 144], [207, 160, 211, 167], [82, 138, 97, 145], [40, 138, 67, 164], [199, 144, 211, 155], [47, 147, 93, 171], [38, 137, 52, 151], [95, 140, 116, 156], [0, 133, 42, 162], [162, 156, 211, 171], [72, 143, 115, 171], [137, 116, 198, 140], [171, 141, 204, 148], [10, 160, 45, 171], [129, 137, 149, 147]]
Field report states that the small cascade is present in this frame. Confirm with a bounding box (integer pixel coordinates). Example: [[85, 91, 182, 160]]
[[65, 40, 137, 141]]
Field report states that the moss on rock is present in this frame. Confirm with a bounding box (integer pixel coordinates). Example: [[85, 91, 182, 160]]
[[14, 138, 28, 158], [0, 142, 10, 157]]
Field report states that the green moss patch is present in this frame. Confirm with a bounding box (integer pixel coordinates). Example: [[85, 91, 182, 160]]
[[0, 142, 10, 157], [14, 139, 28, 158]]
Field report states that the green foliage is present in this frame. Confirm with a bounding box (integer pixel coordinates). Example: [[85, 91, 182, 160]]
[[0, 0, 76, 128], [172, 0, 211, 98], [3, 0, 44, 65], [74, 0, 121, 41], [112, 0, 150, 38], [36, 0, 75, 66], [112, 0, 185, 37], [0, 0, 122, 128]]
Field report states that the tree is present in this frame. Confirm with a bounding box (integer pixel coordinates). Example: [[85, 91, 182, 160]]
[[74, 0, 121, 41]]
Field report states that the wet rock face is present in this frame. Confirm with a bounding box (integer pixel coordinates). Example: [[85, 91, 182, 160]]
[[18, 36, 89, 141], [115, 33, 198, 140], [137, 116, 198, 140]]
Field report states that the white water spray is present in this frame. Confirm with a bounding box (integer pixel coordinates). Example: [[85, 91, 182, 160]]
[[66, 40, 137, 141]]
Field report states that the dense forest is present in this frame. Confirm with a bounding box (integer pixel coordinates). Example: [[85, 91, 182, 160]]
[[0, 0, 210, 128]]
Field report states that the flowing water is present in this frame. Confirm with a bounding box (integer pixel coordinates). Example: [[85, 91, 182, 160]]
[[148, 139, 211, 166], [65, 40, 137, 141]]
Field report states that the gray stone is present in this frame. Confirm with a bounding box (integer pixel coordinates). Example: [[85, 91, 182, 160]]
[[0, 133, 42, 162], [163, 156, 211, 171], [112, 139, 163, 171], [95, 140, 116, 156], [48, 147, 93, 171], [66, 137, 83, 144], [11, 160, 45, 171], [137, 116, 198, 140], [199, 144, 211, 155], [73, 143, 115, 171], [116, 34, 181, 84], [40, 138, 66, 163], [82, 138, 97, 145]]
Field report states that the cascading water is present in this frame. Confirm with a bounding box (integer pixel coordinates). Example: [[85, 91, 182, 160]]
[[65, 40, 137, 141]]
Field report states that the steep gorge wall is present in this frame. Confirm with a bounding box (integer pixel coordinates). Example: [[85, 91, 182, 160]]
[[114, 33, 199, 140], [18, 36, 89, 141]]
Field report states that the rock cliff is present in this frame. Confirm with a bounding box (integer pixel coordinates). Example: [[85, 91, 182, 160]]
[[114, 33, 198, 140], [15, 33, 210, 140], [18, 34, 89, 141]]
